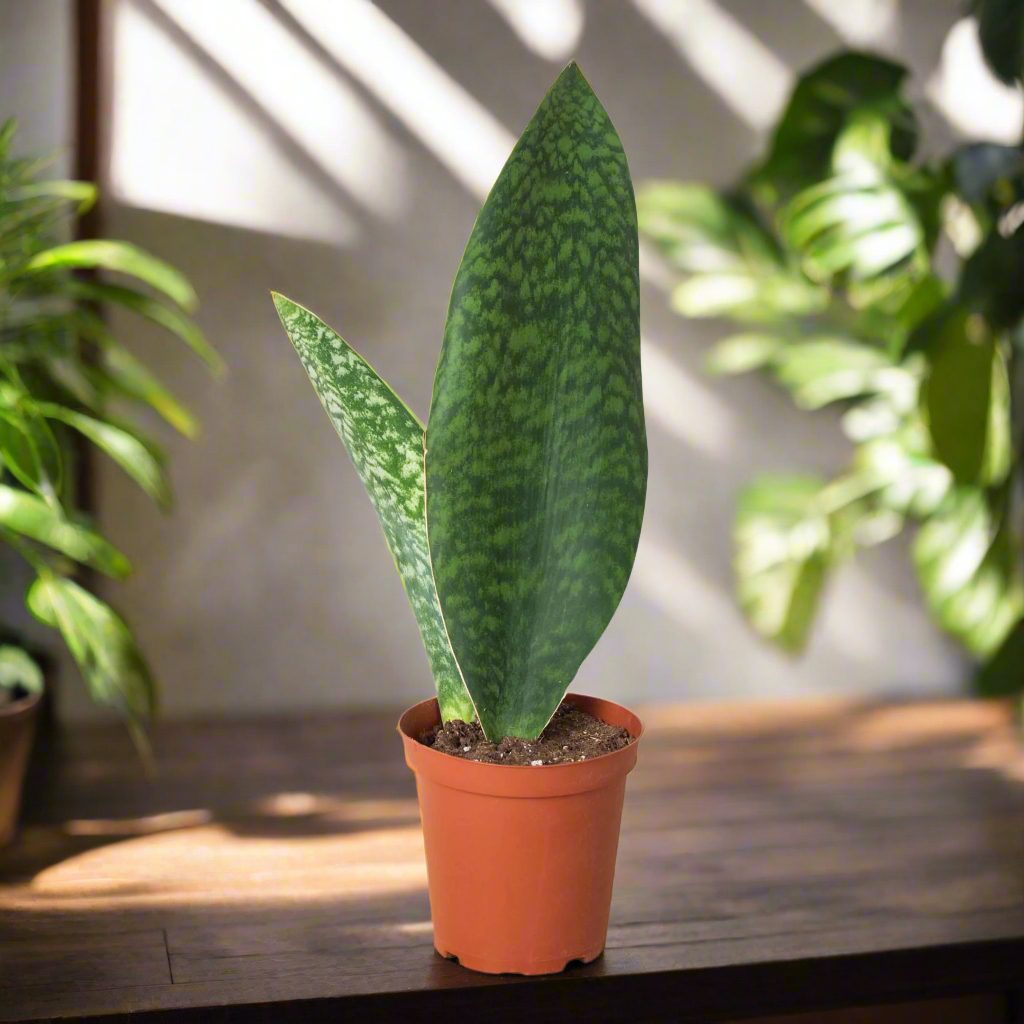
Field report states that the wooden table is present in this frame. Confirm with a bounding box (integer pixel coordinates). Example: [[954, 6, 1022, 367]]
[[1, 699, 1021, 1023]]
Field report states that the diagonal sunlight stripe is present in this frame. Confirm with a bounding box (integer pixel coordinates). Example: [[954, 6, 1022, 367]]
[[279, 0, 738, 453], [146, 0, 406, 219], [485, 0, 585, 61], [926, 17, 1023, 145], [801, 0, 899, 47], [631, 0, 792, 132], [278, 0, 516, 199]]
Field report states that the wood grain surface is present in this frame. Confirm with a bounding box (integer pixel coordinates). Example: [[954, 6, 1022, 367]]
[[1, 698, 1021, 1022]]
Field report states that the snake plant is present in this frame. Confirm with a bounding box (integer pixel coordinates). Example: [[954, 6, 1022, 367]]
[[276, 63, 646, 740]]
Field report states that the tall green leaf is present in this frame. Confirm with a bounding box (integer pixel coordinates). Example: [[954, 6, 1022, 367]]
[[27, 575, 157, 723], [426, 63, 647, 740], [272, 293, 474, 725], [0, 483, 130, 577], [24, 240, 198, 312]]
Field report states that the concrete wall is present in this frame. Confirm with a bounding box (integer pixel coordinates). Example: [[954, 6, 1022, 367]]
[[11, 0, 1015, 720]]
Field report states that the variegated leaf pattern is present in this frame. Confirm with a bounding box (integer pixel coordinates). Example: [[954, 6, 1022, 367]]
[[273, 294, 474, 724], [426, 63, 647, 740]]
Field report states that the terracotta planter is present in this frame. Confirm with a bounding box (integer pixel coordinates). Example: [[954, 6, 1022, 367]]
[[0, 690, 42, 846], [398, 692, 643, 975]]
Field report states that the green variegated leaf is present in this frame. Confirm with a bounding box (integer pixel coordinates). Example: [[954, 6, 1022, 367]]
[[0, 483, 130, 577], [273, 294, 473, 725], [426, 64, 647, 740], [28, 575, 157, 724]]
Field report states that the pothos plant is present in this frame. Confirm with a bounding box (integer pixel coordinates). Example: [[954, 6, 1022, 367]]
[[0, 118, 220, 739], [276, 63, 646, 741], [637, 32, 1024, 702]]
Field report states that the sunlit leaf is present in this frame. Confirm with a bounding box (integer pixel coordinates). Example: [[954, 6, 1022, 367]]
[[854, 430, 953, 517], [704, 333, 785, 375], [24, 240, 198, 311], [638, 182, 826, 320], [28, 576, 156, 722], [913, 488, 1024, 657], [771, 337, 891, 409], [70, 279, 223, 374], [36, 403, 171, 509], [7, 180, 97, 212], [0, 483, 130, 577], [0, 646, 43, 695], [751, 51, 916, 201], [734, 475, 835, 653]]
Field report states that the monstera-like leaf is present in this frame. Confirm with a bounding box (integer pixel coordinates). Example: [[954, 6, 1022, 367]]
[[273, 295, 474, 726], [426, 64, 647, 740]]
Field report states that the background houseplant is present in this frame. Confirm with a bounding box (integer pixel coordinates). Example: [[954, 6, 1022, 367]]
[[638, 22, 1024, 704], [277, 62, 646, 974], [0, 118, 220, 744]]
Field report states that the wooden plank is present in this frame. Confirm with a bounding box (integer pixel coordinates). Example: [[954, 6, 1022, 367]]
[[732, 993, 1009, 1023], [0, 700, 1020, 1023], [0, 928, 170, 994]]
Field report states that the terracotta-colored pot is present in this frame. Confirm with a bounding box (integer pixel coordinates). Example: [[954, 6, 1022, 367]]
[[0, 690, 42, 846], [398, 692, 643, 975]]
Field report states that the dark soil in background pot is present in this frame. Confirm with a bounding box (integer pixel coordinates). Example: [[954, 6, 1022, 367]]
[[420, 701, 632, 765]]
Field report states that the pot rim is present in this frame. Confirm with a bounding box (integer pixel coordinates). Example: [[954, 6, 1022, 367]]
[[397, 692, 643, 798], [0, 688, 42, 722]]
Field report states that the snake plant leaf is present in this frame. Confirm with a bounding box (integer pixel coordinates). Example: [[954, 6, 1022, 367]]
[[0, 645, 43, 695], [426, 64, 647, 741], [733, 475, 836, 654], [27, 575, 157, 723], [272, 293, 474, 725], [913, 488, 1024, 658], [0, 483, 130, 578]]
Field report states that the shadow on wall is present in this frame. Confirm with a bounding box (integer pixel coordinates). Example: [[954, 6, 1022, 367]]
[[77, 0, 976, 721]]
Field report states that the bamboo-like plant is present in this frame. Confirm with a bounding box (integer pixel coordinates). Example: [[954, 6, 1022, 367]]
[[0, 118, 220, 737], [637, 32, 1024, 701], [276, 64, 646, 740]]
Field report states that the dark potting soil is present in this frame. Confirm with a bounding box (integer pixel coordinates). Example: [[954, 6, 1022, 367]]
[[420, 700, 632, 765]]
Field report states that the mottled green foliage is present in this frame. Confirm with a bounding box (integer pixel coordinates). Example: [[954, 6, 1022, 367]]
[[641, 43, 1024, 700], [426, 63, 646, 740], [272, 295, 474, 724]]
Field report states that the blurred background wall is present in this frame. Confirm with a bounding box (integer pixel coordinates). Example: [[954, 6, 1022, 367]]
[[7, 0, 1023, 719]]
